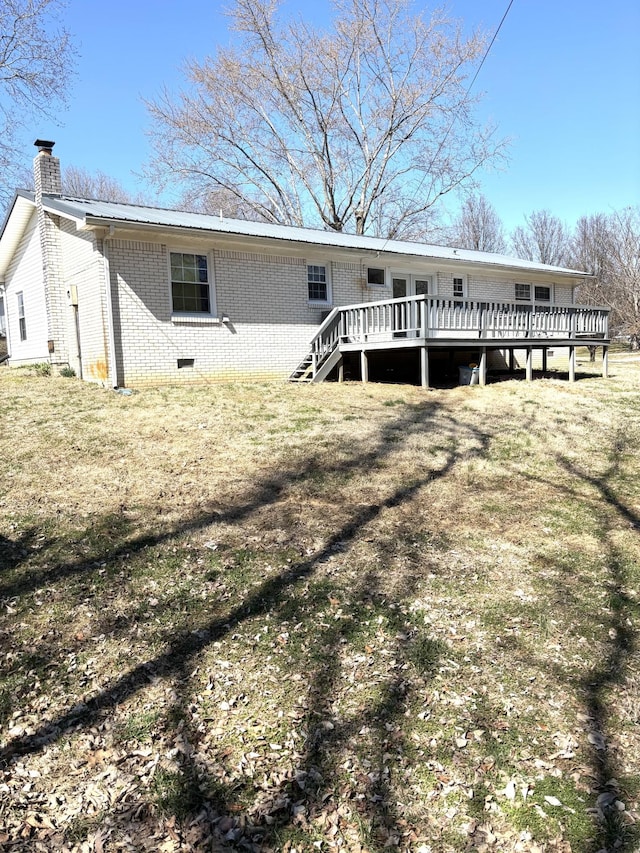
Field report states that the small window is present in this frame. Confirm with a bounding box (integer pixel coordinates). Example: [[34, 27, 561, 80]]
[[515, 283, 531, 301], [170, 252, 211, 314], [535, 285, 551, 302], [415, 278, 431, 296], [367, 267, 386, 288], [307, 264, 329, 302], [17, 291, 26, 341], [453, 276, 466, 299], [0, 293, 6, 337]]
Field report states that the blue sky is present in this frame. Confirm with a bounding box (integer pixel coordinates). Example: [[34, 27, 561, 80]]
[[23, 0, 640, 233]]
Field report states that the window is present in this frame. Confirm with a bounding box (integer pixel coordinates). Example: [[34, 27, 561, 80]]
[[415, 278, 431, 296], [515, 283, 531, 301], [307, 264, 330, 303], [0, 292, 5, 337], [535, 285, 551, 302], [170, 252, 211, 314], [453, 276, 467, 300], [17, 291, 26, 341], [367, 267, 386, 288]]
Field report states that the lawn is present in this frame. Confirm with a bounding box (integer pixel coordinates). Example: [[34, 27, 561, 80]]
[[1, 352, 640, 852]]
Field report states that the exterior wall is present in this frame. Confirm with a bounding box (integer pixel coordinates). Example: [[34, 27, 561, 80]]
[[3, 213, 50, 364], [109, 244, 408, 387], [107, 240, 367, 385], [102, 234, 584, 386], [439, 272, 574, 305], [339, 265, 576, 305], [58, 220, 109, 382]]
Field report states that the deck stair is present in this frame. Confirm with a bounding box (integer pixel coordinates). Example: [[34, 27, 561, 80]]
[[288, 306, 342, 383], [288, 353, 314, 382], [288, 345, 342, 383]]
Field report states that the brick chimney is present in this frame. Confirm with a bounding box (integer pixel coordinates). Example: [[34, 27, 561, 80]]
[[33, 139, 62, 198], [33, 139, 67, 365]]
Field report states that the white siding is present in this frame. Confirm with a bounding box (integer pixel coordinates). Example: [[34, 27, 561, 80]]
[[4, 213, 49, 364]]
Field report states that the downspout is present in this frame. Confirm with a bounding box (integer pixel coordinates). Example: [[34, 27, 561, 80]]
[[0, 283, 10, 363], [102, 226, 119, 388]]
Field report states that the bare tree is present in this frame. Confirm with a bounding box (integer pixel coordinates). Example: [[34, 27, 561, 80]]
[[570, 208, 640, 349], [605, 207, 640, 349], [0, 0, 76, 204], [146, 0, 507, 238], [450, 193, 506, 252], [510, 210, 570, 266], [62, 166, 140, 203]]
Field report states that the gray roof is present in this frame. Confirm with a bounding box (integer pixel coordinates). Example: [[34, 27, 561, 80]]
[[6, 191, 591, 279]]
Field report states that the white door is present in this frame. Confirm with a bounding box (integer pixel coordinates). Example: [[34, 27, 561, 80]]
[[392, 274, 432, 336]]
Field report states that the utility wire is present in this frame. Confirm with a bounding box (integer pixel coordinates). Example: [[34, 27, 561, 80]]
[[381, 0, 515, 246]]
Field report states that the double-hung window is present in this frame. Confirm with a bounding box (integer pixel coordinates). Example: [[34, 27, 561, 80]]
[[535, 285, 551, 302], [307, 263, 330, 304], [515, 283, 531, 301], [170, 251, 212, 315], [17, 291, 26, 341], [453, 275, 467, 300]]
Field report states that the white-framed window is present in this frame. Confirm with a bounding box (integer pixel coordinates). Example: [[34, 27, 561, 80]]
[[453, 275, 467, 300], [414, 277, 432, 296], [0, 292, 6, 337], [307, 263, 331, 304], [169, 251, 215, 315], [515, 283, 531, 301], [535, 285, 551, 302], [367, 267, 386, 288], [17, 291, 26, 341]]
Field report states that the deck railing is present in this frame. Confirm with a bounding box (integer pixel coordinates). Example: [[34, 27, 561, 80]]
[[305, 295, 609, 377], [334, 295, 609, 344]]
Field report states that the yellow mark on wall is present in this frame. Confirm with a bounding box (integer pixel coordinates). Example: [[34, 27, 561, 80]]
[[88, 360, 109, 380]]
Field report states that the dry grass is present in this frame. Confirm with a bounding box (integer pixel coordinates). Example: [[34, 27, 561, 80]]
[[1, 351, 640, 852]]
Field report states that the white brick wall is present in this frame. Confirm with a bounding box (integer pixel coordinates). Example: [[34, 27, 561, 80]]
[[108, 240, 335, 384], [58, 219, 109, 382]]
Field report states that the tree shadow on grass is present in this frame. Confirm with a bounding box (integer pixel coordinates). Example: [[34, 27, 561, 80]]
[[495, 441, 640, 853], [554, 453, 640, 852], [0, 401, 493, 849]]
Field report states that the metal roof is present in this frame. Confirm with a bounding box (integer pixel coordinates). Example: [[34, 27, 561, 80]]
[[3, 191, 591, 279]]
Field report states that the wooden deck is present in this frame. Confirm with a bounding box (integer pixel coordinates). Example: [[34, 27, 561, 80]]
[[291, 295, 610, 385]]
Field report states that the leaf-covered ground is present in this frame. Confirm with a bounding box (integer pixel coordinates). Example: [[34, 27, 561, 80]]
[[1, 353, 640, 852]]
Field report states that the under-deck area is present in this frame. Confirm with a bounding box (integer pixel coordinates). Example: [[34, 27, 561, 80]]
[[290, 294, 610, 386]]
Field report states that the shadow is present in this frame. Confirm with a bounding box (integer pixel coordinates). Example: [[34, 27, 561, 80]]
[[555, 454, 640, 852], [0, 398, 495, 849]]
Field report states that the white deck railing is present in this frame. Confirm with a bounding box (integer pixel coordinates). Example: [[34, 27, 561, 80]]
[[307, 295, 609, 374], [338, 295, 609, 342]]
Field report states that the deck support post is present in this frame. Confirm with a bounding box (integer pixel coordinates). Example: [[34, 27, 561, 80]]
[[602, 345, 609, 378], [479, 347, 487, 386], [542, 348, 548, 373], [360, 350, 369, 383], [568, 345, 576, 382], [508, 349, 515, 373], [338, 358, 344, 383], [420, 347, 429, 389], [526, 347, 533, 382]]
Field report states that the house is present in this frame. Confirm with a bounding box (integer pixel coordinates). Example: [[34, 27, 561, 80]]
[[0, 141, 609, 388]]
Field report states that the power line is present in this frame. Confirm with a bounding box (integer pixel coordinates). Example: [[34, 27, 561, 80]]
[[382, 0, 516, 245]]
